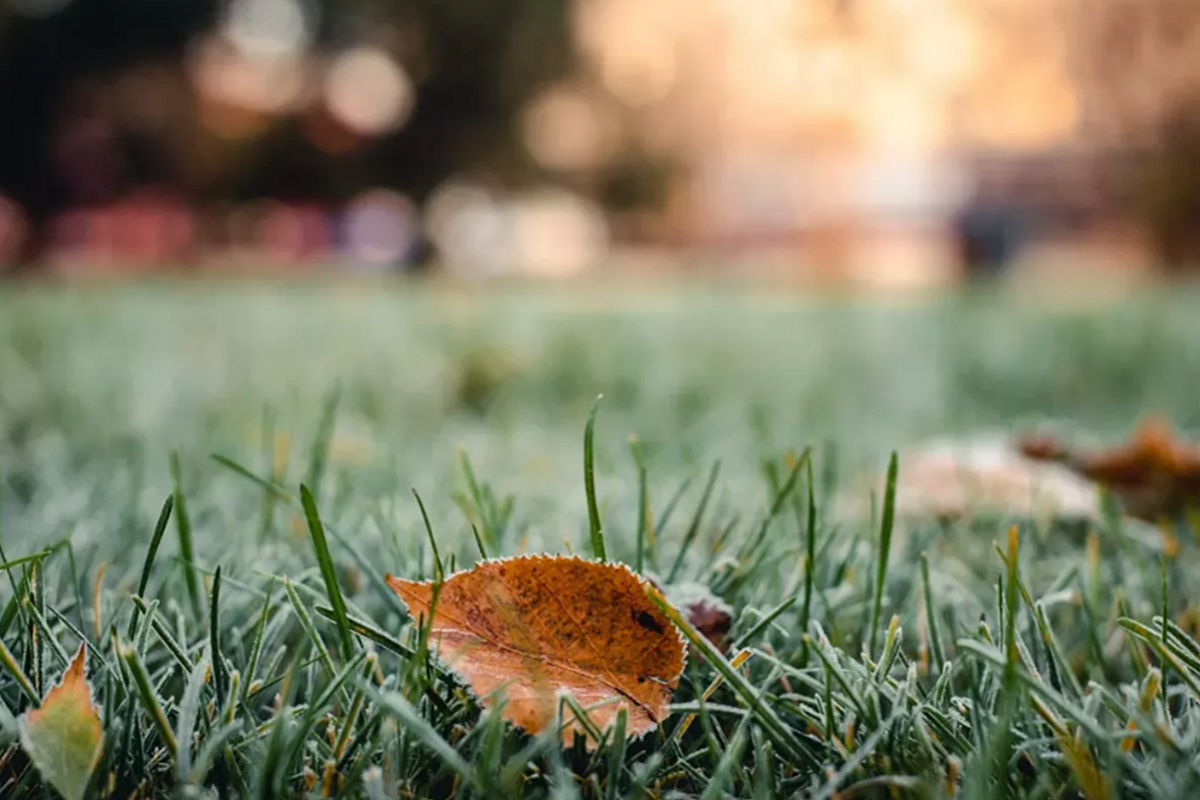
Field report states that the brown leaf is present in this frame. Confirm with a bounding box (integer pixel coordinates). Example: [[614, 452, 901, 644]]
[[1019, 415, 1200, 521], [662, 581, 733, 650], [386, 555, 686, 746]]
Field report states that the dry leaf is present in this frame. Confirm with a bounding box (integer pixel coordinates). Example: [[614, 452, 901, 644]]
[[19, 643, 104, 800], [1020, 415, 1200, 521], [386, 555, 685, 746], [661, 581, 733, 650], [836, 435, 1103, 524]]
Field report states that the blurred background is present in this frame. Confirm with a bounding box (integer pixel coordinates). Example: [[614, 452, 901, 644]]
[[0, 0, 1197, 285]]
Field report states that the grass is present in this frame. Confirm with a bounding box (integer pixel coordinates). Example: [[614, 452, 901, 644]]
[[2, 279, 1200, 798]]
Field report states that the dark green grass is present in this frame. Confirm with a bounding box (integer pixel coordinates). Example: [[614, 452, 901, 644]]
[[2, 281, 1200, 799]]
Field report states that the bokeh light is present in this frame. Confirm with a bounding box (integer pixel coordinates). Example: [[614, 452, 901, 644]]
[[324, 46, 415, 137], [521, 84, 620, 172], [340, 190, 420, 271], [223, 0, 317, 59]]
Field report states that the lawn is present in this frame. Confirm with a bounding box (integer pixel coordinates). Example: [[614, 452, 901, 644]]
[[2, 279, 1200, 799]]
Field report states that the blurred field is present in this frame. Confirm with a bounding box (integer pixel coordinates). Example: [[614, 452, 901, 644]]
[[4, 279, 1199, 554]]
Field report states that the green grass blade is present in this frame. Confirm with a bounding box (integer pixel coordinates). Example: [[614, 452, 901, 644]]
[[119, 639, 179, 760], [666, 460, 721, 583], [584, 395, 606, 562], [654, 476, 694, 540], [210, 565, 229, 702], [630, 436, 649, 574], [131, 595, 191, 675], [733, 595, 796, 651], [0, 549, 54, 573], [127, 495, 173, 640], [169, 453, 202, 617], [920, 552, 946, 673], [867, 451, 898, 657], [284, 577, 337, 680], [470, 524, 489, 561], [0, 635, 39, 705], [175, 647, 211, 780], [23, 599, 70, 670], [305, 382, 342, 501], [800, 457, 817, 644], [300, 484, 354, 661], [605, 707, 628, 800], [209, 453, 295, 501], [412, 488, 444, 582], [242, 581, 274, 706], [314, 605, 417, 660]]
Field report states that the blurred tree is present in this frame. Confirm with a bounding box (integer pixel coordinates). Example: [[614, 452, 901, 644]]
[[0, 0, 576, 262]]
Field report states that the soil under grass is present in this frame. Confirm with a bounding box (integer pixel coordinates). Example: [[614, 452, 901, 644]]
[[1, 280, 1200, 799]]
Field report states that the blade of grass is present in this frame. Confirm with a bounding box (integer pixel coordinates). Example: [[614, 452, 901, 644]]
[[920, 553, 946, 673], [630, 436, 649, 574], [169, 453, 202, 618], [739, 448, 809, 562], [654, 476, 694, 540], [242, 582, 274, 706], [411, 488, 443, 583], [210, 566, 228, 702], [209, 454, 294, 502], [314, 606, 417, 660], [127, 495, 173, 640], [23, 599, 70, 670], [666, 460, 721, 583], [119, 640, 179, 760], [584, 395, 606, 562], [605, 707, 628, 800], [733, 596, 796, 651], [131, 595, 191, 675], [800, 457, 817, 648], [471, 524, 489, 561], [0, 549, 54, 573], [305, 383, 341, 501], [176, 647, 211, 781], [300, 484, 354, 661], [284, 577, 337, 680], [0, 636, 38, 705], [867, 451, 898, 657]]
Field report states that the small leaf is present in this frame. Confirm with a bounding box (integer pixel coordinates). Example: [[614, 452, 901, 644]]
[[18, 643, 103, 800], [386, 555, 685, 747]]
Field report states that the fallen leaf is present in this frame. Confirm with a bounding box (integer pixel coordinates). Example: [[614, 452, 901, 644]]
[[836, 435, 1104, 523], [19, 643, 104, 800], [1019, 415, 1200, 521], [386, 555, 685, 746], [660, 581, 733, 650]]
